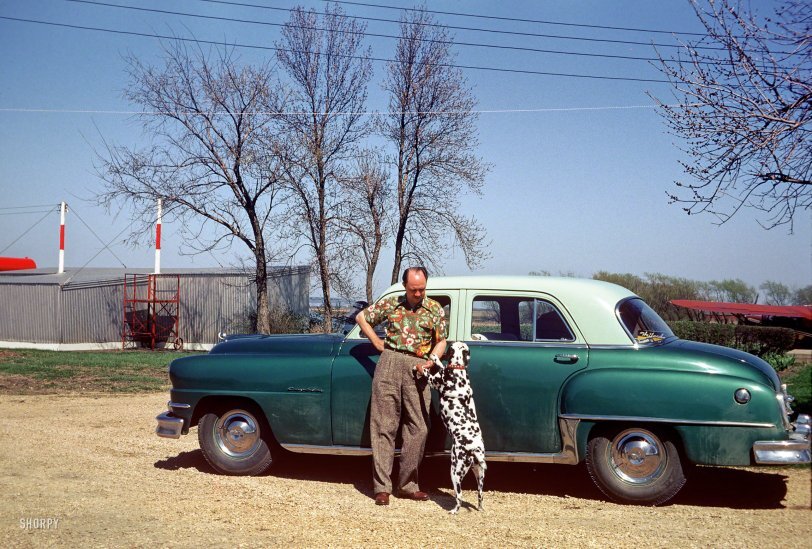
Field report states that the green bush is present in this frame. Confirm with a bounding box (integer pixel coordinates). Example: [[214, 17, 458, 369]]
[[735, 325, 796, 356], [670, 321, 736, 347], [670, 321, 795, 356], [762, 352, 796, 372]]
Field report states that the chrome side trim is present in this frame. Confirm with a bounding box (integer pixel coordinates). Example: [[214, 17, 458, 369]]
[[168, 401, 191, 409], [753, 440, 811, 464], [281, 444, 374, 456], [559, 413, 775, 429], [280, 418, 581, 465]]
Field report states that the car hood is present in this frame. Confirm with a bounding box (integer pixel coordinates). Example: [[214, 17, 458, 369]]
[[208, 333, 344, 356], [663, 339, 780, 390]]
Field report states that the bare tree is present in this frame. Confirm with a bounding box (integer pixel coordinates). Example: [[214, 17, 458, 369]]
[[96, 42, 285, 333], [707, 278, 758, 303], [651, 0, 810, 230], [276, 4, 372, 329], [334, 149, 391, 302], [760, 280, 792, 305], [381, 8, 490, 284], [794, 285, 812, 305]]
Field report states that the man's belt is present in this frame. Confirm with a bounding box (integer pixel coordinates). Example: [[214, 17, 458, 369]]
[[384, 346, 425, 360]]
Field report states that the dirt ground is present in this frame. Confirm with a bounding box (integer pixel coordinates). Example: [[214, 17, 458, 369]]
[[1, 393, 810, 548]]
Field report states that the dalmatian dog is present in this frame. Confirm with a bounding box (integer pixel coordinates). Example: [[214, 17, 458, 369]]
[[419, 341, 486, 514]]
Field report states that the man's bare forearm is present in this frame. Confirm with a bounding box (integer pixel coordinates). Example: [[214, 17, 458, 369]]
[[356, 312, 385, 353], [430, 339, 447, 360]]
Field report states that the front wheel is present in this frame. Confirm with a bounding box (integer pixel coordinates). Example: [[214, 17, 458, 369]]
[[198, 405, 274, 475], [585, 426, 686, 505]]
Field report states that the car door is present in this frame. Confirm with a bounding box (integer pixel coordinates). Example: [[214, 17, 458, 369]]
[[461, 289, 588, 453], [330, 291, 458, 447]]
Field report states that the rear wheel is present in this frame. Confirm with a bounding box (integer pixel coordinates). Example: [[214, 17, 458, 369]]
[[586, 426, 686, 505], [198, 404, 274, 475]]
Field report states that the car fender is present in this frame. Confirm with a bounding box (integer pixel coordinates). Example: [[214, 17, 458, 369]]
[[561, 367, 785, 464]]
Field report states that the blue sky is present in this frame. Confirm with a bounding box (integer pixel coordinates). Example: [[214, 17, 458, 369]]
[[0, 0, 809, 298]]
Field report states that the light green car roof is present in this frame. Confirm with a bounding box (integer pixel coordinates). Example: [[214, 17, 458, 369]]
[[378, 275, 639, 346]]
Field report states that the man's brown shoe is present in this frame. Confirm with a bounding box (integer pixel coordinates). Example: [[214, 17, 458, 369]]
[[395, 490, 429, 501], [374, 492, 390, 506]]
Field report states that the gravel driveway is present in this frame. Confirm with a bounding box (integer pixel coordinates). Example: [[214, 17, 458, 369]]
[[1, 393, 810, 547]]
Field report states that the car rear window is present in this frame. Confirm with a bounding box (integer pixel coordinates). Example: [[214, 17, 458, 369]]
[[617, 298, 674, 345], [471, 295, 574, 342]]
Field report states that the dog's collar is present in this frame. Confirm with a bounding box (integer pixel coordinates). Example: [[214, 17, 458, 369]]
[[447, 364, 467, 370]]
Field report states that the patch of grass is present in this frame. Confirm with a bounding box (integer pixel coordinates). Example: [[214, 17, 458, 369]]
[[780, 362, 811, 416], [0, 349, 197, 394]]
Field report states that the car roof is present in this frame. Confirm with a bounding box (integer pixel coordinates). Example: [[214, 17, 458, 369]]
[[379, 275, 638, 345]]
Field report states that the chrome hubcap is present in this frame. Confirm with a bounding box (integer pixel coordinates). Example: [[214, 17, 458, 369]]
[[609, 429, 665, 484], [215, 409, 260, 458]]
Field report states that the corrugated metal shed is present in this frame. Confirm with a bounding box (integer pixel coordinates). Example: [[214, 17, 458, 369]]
[[0, 266, 310, 349]]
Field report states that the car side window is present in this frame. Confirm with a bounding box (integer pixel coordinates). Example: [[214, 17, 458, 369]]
[[471, 295, 574, 342], [534, 300, 575, 341]]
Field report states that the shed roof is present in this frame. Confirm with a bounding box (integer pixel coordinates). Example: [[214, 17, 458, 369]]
[[0, 266, 308, 288], [671, 299, 812, 320]]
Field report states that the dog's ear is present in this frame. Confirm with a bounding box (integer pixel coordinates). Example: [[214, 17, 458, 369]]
[[462, 347, 470, 366]]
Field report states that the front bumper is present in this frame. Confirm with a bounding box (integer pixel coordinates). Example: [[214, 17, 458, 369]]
[[155, 401, 191, 439], [753, 413, 811, 464]]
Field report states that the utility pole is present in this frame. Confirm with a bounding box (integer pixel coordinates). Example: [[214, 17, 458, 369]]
[[57, 201, 67, 274], [154, 198, 162, 274]]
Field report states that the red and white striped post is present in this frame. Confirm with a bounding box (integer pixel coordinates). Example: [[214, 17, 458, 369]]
[[154, 198, 162, 274], [58, 201, 67, 274]]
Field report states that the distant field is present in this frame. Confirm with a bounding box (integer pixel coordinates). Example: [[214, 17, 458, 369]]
[[0, 349, 196, 394]]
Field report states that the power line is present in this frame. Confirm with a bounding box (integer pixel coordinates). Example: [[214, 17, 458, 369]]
[[0, 105, 664, 115], [0, 208, 54, 255], [70, 205, 128, 268], [0, 16, 671, 83], [190, 0, 728, 52], [0, 204, 58, 210], [64, 0, 670, 63], [319, 0, 709, 37], [0, 210, 56, 216], [68, 222, 131, 279]]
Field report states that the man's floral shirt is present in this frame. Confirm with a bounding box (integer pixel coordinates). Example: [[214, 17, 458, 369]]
[[362, 295, 447, 358]]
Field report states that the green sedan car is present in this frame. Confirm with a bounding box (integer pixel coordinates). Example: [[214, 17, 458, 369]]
[[156, 276, 810, 505]]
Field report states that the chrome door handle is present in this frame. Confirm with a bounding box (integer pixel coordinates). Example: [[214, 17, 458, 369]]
[[554, 354, 579, 364]]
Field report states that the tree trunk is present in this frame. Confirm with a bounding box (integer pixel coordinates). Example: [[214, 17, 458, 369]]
[[390, 231, 404, 285], [318, 247, 332, 331], [366, 235, 381, 303], [254, 247, 271, 334]]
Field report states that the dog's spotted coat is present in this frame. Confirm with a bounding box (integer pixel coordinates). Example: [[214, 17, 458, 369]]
[[422, 341, 486, 514]]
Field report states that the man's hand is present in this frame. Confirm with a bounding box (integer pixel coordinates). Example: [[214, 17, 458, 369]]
[[415, 360, 432, 376]]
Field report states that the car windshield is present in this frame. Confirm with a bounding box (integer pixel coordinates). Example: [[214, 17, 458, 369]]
[[617, 298, 675, 345]]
